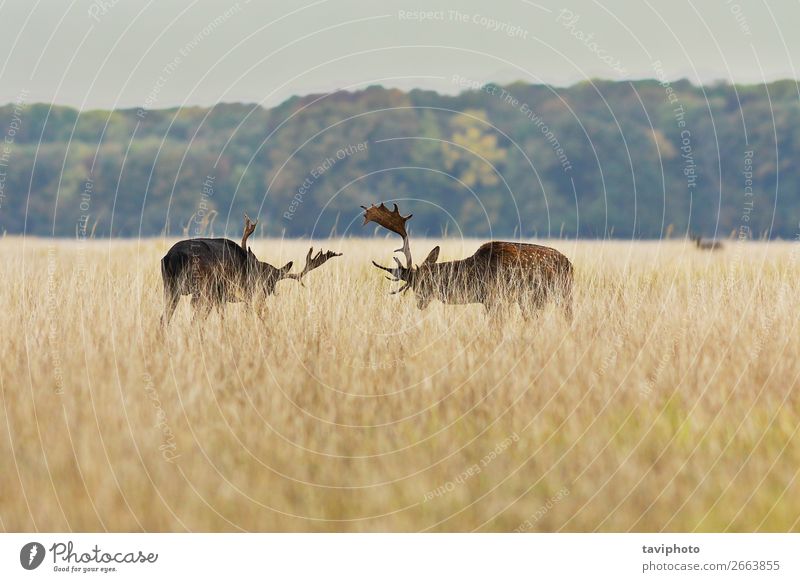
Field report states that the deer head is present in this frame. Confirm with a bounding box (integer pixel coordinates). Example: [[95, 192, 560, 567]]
[[240, 213, 340, 292], [362, 202, 440, 307], [240, 213, 293, 294]]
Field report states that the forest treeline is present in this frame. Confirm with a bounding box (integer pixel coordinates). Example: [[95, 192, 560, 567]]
[[0, 78, 797, 239]]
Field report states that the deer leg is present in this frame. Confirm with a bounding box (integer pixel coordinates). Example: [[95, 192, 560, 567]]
[[251, 299, 269, 324], [562, 297, 573, 322], [191, 294, 211, 323], [239, 297, 251, 314], [486, 305, 509, 330], [483, 295, 509, 328], [161, 289, 180, 327], [213, 285, 227, 319], [557, 276, 574, 322], [239, 299, 259, 324], [519, 299, 535, 321], [520, 290, 546, 321]]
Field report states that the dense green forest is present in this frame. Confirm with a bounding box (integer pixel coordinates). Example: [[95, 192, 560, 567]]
[[0, 79, 797, 239]]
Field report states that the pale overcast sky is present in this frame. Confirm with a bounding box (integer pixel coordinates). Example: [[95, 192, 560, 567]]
[[0, 0, 797, 109]]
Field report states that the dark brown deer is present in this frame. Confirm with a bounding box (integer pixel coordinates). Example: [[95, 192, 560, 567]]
[[691, 234, 724, 250], [160, 213, 341, 324], [362, 203, 573, 318]]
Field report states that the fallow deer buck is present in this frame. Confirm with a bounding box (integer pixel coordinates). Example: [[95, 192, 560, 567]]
[[160, 213, 341, 324], [362, 203, 573, 318]]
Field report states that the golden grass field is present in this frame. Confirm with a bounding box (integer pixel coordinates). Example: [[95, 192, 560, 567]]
[[1, 236, 799, 532]]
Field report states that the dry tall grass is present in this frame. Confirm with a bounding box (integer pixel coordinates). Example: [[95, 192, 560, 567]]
[[1, 236, 799, 532]]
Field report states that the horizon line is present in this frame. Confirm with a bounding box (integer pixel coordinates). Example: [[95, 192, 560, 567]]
[[3, 76, 799, 112]]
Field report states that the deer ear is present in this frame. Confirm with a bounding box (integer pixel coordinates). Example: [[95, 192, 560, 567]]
[[281, 261, 293, 273], [422, 246, 440, 266]]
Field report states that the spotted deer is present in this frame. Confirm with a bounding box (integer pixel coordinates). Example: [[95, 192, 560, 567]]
[[160, 213, 341, 324], [362, 203, 573, 318]]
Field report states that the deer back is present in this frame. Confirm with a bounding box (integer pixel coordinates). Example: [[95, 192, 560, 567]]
[[472, 242, 573, 278], [416, 242, 571, 304], [162, 238, 252, 294]]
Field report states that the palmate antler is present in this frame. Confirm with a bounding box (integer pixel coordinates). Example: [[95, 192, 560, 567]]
[[362, 202, 414, 294], [361, 203, 413, 269], [284, 247, 342, 285], [241, 213, 257, 250]]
